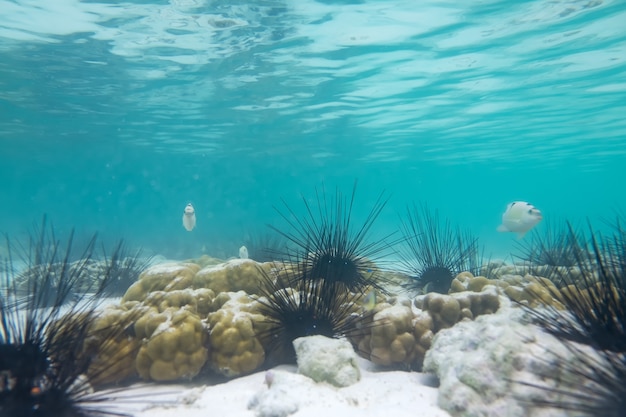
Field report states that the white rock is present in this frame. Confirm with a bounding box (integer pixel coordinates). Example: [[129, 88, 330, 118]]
[[423, 298, 593, 417], [293, 335, 361, 387]]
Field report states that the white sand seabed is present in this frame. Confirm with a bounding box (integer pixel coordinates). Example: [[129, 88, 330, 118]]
[[114, 358, 450, 417]]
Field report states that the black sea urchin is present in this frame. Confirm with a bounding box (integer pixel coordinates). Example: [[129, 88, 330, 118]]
[[516, 340, 626, 417], [513, 219, 581, 283], [10, 218, 97, 307], [269, 182, 395, 293], [255, 262, 361, 366], [103, 244, 153, 297], [242, 230, 287, 263], [603, 214, 626, 273], [523, 223, 626, 351], [0, 223, 143, 417], [517, 222, 626, 416], [399, 203, 479, 294]]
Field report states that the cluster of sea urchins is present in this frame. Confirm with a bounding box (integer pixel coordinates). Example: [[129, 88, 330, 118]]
[[518, 221, 626, 416], [0, 220, 145, 417], [257, 183, 394, 364]]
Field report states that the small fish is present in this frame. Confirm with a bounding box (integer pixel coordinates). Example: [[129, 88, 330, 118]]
[[182, 203, 196, 232], [239, 245, 249, 259], [362, 289, 377, 311], [497, 201, 542, 238]]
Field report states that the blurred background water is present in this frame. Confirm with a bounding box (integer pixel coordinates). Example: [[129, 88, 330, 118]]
[[1, 0, 625, 261]]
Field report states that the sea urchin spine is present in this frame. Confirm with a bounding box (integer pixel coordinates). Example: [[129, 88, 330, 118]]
[[1, 220, 146, 417], [269, 182, 395, 293]]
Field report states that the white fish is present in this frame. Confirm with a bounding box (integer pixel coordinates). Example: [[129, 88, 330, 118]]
[[182, 203, 196, 232], [497, 201, 542, 238], [239, 245, 249, 259]]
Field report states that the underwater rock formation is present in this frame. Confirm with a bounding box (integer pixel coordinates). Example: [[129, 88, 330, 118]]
[[293, 335, 361, 387], [423, 299, 589, 417]]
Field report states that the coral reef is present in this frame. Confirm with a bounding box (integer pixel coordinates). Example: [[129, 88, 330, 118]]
[[134, 291, 210, 381], [86, 252, 401, 382], [87, 247, 584, 388], [450, 270, 562, 309], [422, 223, 626, 417], [359, 301, 423, 368], [84, 244, 570, 388], [352, 281, 500, 370], [423, 302, 536, 417], [88, 259, 281, 380], [194, 259, 272, 295], [206, 291, 268, 377], [122, 262, 201, 302], [82, 305, 144, 385]]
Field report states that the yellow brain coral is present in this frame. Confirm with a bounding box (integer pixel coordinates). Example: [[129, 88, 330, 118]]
[[134, 306, 208, 381], [418, 288, 500, 331], [193, 259, 274, 295], [85, 305, 144, 385], [451, 270, 565, 309], [122, 262, 200, 302], [420, 293, 461, 331], [352, 271, 504, 371], [87, 257, 302, 384], [361, 303, 418, 367], [205, 291, 268, 377], [127, 289, 215, 382]]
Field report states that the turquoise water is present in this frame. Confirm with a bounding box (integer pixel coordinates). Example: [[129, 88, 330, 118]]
[[1, 0, 625, 260]]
